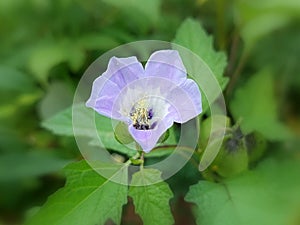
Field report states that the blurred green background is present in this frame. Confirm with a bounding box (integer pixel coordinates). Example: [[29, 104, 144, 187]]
[[0, 0, 300, 224]]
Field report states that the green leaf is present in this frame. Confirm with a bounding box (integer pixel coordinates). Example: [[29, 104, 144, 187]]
[[0, 151, 71, 182], [42, 104, 136, 156], [42, 104, 180, 157], [129, 169, 174, 225], [25, 160, 128, 225], [38, 81, 73, 120], [173, 18, 229, 113], [41, 106, 74, 137], [28, 43, 66, 84], [185, 158, 300, 225], [251, 24, 300, 89], [145, 126, 178, 158], [0, 126, 28, 153], [77, 33, 120, 51], [102, 0, 161, 23], [173, 18, 228, 85], [28, 41, 85, 84], [234, 0, 300, 51], [230, 69, 292, 140], [0, 65, 34, 93]]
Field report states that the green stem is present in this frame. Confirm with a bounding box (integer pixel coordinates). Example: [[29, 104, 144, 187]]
[[140, 152, 145, 170], [129, 151, 141, 165], [128, 143, 145, 166], [226, 51, 248, 96], [215, 0, 226, 50]]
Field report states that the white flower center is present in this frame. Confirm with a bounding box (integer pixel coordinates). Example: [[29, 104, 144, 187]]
[[116, 80, 170, 130]]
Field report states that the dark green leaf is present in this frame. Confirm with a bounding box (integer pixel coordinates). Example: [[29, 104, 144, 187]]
[[0, 151, 72, 181], [0, 65, 34, 92]]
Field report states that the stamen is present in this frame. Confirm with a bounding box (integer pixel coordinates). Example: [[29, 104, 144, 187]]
[[148, 108, 154, 119], [130, 103, 154, 130]]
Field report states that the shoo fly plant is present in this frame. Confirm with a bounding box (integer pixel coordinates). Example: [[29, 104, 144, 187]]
[[22, 13, 299, 225]]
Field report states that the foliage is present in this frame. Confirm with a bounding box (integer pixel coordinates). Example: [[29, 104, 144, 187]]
[[24, 161, 128, 225], [230, 69, 292, 140], [0, 0, 300, 225], [186, 158, 300, 225], [173, 18, 229, 113], [129, 169, 174, 225]]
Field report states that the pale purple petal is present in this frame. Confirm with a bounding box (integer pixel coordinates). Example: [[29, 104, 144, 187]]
[[128, 116, 173, 153], [102, 56, 144, 88], [145, 50, 187, 85], [86, 78, 125, 120], [167, 79, 202, 123], [93, 95, 123, 120], [86, 56, 144, 119]]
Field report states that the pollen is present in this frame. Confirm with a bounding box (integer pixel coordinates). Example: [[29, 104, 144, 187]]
[[130, 100, 153, 130]]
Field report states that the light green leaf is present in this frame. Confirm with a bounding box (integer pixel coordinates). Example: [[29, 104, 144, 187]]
[[66, 44, 86, 72], [0, 151, 71, 181], [234, 0, 300, 51], [186, 158, 300, 225], [28, 41, 85, 84], [230, 69, 292, 140], [173, 18, 228, 85], [28, 43, 67, 84], [41, 106, 74, 137], [129, 169, 174, 225], [38, 81, 73, 120], [77, 33, 120, 51], [25, 160, 128, 225], [173, 18, 229, 113], [42, 104, 136, 156], [102, 0, 161, 23]]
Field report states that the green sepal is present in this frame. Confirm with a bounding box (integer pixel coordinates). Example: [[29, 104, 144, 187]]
[[114, 122, 134, 144]]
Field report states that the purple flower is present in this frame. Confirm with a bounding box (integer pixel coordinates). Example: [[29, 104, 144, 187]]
[[86, 50, 202, 153]]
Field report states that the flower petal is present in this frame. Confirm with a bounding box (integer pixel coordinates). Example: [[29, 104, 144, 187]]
[[86, 56, 144, 119], [128, 116, 173, 152], [103, 56, 144, 88], [167, 79, 202, 123], [86, 77, 122, 119], [145, 50, 187, 85]]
